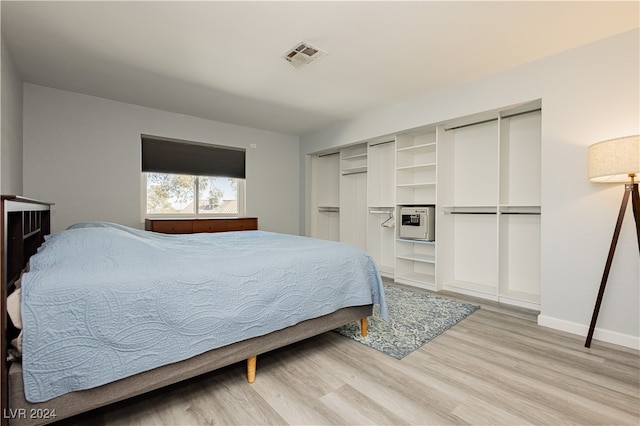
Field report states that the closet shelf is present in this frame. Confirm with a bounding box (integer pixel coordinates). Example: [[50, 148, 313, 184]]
[[341, 153, 367, 160], [368, 207, 394, 214], [396, 182, 436, 188], [396, 253, 435, 264], [443, 205, 497, 212], [396, 163, 436, 171], [341, 166, 367, 175], [396, 142, 437, 153], [396, 238, 436, 245]]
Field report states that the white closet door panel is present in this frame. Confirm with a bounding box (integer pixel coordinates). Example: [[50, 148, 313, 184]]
[[501, 111, 541, 206], [315, 211, 340, 241], [367, 214, 395, 273], [367, 142, 395, 207], [316, 154, 340, 207], [500, 215, 540, 295], [340, 172, 367, 251], [379, 227, 395, 267], [453, 121, 499, 206], [453, 215, 497, 288]]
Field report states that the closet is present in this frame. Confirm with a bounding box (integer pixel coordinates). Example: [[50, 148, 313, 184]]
[[394, 127, 438, 290], [437, 103, 541, 309], [310, 140, 396, 277], [309, 99, 541, 310], [340, 144, 368, 251], [310, 152, 340, 241], [367, 140, 395, 277]]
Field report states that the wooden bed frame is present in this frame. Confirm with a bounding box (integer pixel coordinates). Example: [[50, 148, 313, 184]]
[[1, 196, 371, 425]]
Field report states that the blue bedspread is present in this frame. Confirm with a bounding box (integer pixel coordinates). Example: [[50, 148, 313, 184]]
[[20, 223, 387, 402]]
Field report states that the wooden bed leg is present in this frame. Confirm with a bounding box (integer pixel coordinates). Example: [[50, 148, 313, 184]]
[[247, 355, 257, 383], [360, 317, 368, 337]]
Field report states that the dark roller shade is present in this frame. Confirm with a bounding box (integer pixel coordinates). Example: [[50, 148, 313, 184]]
[[142, 136, 245, 179]]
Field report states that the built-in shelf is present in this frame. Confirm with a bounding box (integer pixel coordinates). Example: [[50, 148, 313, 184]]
[[311, 152, 340, 242], [341, 152, 367, 161], [311, 100, 542, 311], [437, 102, 541, 309], [396, 163, 436, 171], [341, 166, 368, 175], [396, 142, 437, 153], [394, 127, 437, 287], [396, 253, 435, 263], [366, 140, 396, 277], [397, 182, 437, 188], [340, 143, 368, 251], [396, 238, 435, 245]]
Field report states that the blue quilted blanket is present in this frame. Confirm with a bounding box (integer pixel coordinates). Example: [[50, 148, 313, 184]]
[[21, 223, 387, 402]]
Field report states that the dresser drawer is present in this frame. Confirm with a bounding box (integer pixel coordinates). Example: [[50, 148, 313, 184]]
[[146, 220, 193, 234], [224, 218, 258, 232], [192, 218, 258, 233], [146, 218, 258, 234]]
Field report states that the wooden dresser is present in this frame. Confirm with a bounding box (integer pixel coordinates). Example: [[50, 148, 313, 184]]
[[145, 218, 258, 234]]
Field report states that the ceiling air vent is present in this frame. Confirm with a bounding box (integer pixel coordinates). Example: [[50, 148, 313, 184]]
[[283, 42, 327, 70]]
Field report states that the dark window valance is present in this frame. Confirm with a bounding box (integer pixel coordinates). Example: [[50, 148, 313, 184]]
[[141, 135, 246, 179]]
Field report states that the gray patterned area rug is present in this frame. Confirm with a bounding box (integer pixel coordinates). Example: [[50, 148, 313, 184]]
[[334, 284, 479, 359]]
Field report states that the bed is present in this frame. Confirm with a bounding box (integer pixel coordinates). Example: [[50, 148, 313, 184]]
[[1, 196, 388, 425]]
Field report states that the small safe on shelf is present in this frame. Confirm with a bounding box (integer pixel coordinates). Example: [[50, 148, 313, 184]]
[[399, 207, 435, 241]]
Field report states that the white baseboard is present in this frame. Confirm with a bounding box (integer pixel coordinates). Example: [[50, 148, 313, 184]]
[[537, 315, 640, 350]]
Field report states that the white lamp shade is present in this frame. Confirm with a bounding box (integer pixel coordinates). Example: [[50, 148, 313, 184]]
[[588, 135, 640, 183]]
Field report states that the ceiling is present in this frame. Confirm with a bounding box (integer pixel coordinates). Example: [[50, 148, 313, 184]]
[[2, 1, 638, 136]]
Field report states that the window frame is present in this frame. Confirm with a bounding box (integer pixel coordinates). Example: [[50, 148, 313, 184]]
[[142, 172, 246, 219]]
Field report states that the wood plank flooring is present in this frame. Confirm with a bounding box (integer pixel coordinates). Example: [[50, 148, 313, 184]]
[[68, 286, 639, 425]]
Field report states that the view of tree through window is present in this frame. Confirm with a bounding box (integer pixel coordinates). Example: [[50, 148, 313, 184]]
[[146, 173, 240, 215]]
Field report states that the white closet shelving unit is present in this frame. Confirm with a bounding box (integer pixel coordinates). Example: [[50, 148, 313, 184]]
[[395, 129, 438, 205], [498, 108, 542, 307], [340, 144, 368, 252], [436, 101, 541, 309], [310, 152, 340, 241], [394, 127, 438, 290], [308, 99, 541, 310], [367, 140, 396, 277]]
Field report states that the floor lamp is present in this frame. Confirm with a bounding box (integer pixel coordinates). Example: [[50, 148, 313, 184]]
[[585, 135, 640, 348]]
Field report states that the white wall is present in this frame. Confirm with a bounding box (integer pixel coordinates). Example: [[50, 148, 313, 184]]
[[23, 84, 300, 235], [301, 29, 640, 349], [1, 35, 24, 195]]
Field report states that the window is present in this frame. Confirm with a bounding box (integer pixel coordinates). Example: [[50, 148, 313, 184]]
[[141, 135, 246, 218], [144, 173, 244, 217]]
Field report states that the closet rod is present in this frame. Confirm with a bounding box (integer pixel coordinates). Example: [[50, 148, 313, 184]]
[[341, 171, 368, 176], [500, 212, 541, 215], [318, 152, 339, 157], [448, 211, 497, 215], [443, 106, 541, 132], [444, 117, 498, 131], [501, 108, 542, 120], [369, 140, 394, 147]]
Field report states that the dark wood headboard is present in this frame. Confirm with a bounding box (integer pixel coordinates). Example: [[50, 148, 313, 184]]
[[1, 196, 52, 425]]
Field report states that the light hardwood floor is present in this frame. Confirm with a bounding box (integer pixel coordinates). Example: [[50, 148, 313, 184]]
[[69, 286, 639, 426]]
